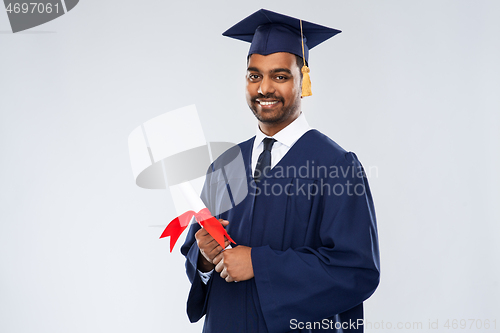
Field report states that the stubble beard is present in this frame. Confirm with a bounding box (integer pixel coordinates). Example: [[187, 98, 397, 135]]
[[248, 93, 301, 125]]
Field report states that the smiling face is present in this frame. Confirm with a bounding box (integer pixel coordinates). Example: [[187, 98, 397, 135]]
[[245, 52, 302, 136]]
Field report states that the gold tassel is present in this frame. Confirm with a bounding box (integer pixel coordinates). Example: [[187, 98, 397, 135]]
[[301, 65, 312, 97], [299, 20, 312, 97]]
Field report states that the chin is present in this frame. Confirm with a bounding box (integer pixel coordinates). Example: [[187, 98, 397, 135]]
[[253, 109, 285, 124]]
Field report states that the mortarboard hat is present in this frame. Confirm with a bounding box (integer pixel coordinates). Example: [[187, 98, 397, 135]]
[[222, 9, 341, 97]]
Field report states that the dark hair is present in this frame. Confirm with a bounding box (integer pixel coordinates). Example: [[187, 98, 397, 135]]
[[295, 55, 305, 69], [295, 55, 307, 80]]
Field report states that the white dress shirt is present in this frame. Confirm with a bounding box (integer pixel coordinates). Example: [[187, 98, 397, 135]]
[[198, 112, 312, 284], [251, 112, 312, 175]]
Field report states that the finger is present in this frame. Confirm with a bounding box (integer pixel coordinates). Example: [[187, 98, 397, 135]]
[[207, 244, 223, 258], [225, 275, 234, 283], [212, 253, 223, 266], [215, 258, 224, 273], [208, 238, 229, 253], [199, 232, 217, 244], [222, 268, 229, 279], [195, 228, 209, 239], [197, 236, 215, 250], [220, 219, 229, 227], [199, 240, 221, 258], [199, 248, 214, 263], [206, 241, 221, 252], [198, 235, 218, 251]]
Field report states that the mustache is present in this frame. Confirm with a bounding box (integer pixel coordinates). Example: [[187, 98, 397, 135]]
[[251, 93, 284, 104]]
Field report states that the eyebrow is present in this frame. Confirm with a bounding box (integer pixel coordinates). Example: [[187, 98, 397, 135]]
[[247, 67, 293, 75]]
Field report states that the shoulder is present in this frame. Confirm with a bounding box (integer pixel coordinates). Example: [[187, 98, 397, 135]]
[[213, 137, 253, 162], [294, 129, 355, 164], [238, 136, 255, 151], [302, 129, 345, 152], [205, 137, 254, 178]]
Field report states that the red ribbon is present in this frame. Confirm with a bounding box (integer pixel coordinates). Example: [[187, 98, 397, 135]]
[[160, 208, 235, 252]]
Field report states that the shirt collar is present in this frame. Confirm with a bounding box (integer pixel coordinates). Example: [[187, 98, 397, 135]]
[[254, 112, 312, 148]]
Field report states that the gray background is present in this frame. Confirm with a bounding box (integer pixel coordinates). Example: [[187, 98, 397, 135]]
[[1, 1, 499, 332]]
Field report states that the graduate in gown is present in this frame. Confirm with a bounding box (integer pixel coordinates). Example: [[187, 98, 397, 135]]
[[180, 9, 380, 333]]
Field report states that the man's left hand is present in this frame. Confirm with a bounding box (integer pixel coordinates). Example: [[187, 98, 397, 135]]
[[213, 245, 254, 283]]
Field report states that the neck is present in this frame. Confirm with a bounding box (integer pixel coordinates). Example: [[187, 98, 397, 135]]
[[258, 112, 301, 137]]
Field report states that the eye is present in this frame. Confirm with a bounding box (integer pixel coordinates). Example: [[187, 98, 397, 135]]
[[275, 75, 288, 81], [247, 73, 261, 81]]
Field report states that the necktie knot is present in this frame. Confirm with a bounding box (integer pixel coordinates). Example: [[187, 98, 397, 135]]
[[263, 138, 276, 152]]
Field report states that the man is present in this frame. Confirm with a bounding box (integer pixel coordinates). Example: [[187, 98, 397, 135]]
[[181, 9, 380, 332]]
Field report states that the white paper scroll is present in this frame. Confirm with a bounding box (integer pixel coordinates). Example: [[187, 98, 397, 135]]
[[128, 105, 208, 217], [128, 104, 248, 222]]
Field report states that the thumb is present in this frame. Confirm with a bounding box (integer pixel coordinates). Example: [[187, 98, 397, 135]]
[[218, 219, 229, 227]]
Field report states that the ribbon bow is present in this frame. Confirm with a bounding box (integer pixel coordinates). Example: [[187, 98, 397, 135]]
[[160, 208, 235, 252]]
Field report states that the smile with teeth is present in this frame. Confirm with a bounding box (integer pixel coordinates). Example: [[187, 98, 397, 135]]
[[258, 100, 279, 106]]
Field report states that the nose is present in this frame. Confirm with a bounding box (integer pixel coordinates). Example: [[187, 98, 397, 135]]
[[258, 76, 275, 96]]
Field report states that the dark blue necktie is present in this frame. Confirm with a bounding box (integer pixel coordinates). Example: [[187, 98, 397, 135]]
[[254, 138, 276, 183]]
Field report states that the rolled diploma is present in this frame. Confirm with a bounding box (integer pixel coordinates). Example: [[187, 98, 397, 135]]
[[177, 182, 232, 249]]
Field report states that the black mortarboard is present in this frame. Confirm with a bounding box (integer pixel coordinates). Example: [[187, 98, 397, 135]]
[[222, 9, 341, 64]]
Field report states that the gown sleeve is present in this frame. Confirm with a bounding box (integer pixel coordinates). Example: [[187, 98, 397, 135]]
[[180, 223, 211, 322], [250, 152, 380, 332], [180, 167, 214, 323]]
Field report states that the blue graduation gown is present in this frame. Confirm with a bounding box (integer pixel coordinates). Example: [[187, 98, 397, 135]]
[[181, 130, 380, 333]]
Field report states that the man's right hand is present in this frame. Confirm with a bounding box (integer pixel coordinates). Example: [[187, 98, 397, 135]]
[[195, 219, 230, 272]]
